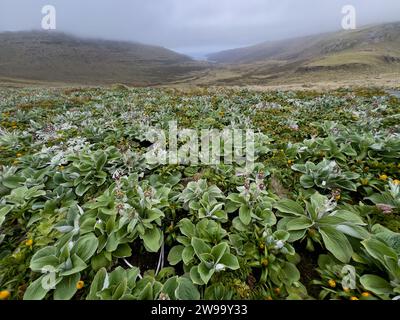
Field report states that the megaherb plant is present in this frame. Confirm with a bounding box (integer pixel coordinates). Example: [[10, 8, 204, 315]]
[[366, 179, 400, 214], [291, 159, 359, 191], [178, 179, 226, 221], [360, 238, 400, 299], [189, 239, 240, 285], [24, 230, 98, 299], [62, 147, 120, 197], [167, 218, 239, 285], [168, 218, 228, 267], [274, 192, 369, 263], [231, 224, 302, 296], [87, 266, 200, 300], [226, 178, 276, 227], [0, 86, 399, 300], [79, 176, 170, 268], [357, 225, 400, 299], [311, 254, 372, 300]]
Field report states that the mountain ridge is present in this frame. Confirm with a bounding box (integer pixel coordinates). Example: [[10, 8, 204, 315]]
[[192, 21, 400, 86], [207, 22, 400, 64], [0, 31, 206, 85], [0, 22, 399, 87]]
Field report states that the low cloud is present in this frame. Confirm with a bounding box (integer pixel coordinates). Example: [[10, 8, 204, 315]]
[[1, 0, 399, 54]]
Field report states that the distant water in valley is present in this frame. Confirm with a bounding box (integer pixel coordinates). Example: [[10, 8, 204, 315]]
[[173, 45, 239, 62]]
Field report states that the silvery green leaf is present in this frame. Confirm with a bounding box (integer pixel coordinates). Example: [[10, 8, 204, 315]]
[[55, 225, 74, 233]]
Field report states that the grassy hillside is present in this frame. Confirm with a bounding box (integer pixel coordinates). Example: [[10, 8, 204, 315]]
[[201, 22, 400, 86], [0, 31, 207, 86], [208, 22, 400, 64]]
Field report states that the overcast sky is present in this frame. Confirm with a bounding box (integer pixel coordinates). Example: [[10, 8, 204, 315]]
[[0, 0, 399, 56]]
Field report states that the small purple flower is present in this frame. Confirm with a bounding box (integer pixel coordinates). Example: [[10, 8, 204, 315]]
[[376, 204, 394, 214]]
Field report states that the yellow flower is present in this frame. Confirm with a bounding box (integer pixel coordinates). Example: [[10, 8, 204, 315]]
[[393, 179, 400, 186], [25, 239, 33, 247], [379, 174, 388, 181], [0, 290, 10, 300], [287, 160, 293, 165], [328, 279, 336, 288], [261, 259, 269, 267], [350, 296, 359, 300], [361, 178, 369, 186], [16, 153, 23, 158], [274, 288, 281, 295], [76, 280, 84, 290], [335, 195, 341, 201], [361, 292, 371, 297], [12, 125, 17, 129], [343, 287, 350, 293]]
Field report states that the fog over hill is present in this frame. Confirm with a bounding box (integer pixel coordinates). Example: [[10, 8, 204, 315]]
[[0, 31, 207, 85], [207, 22, 400, 64], [0, 20, 399, 86], [1, 0, 400, 57]]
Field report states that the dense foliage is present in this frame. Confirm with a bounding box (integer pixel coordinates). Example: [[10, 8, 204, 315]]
[[0, 86, 399, 300]]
